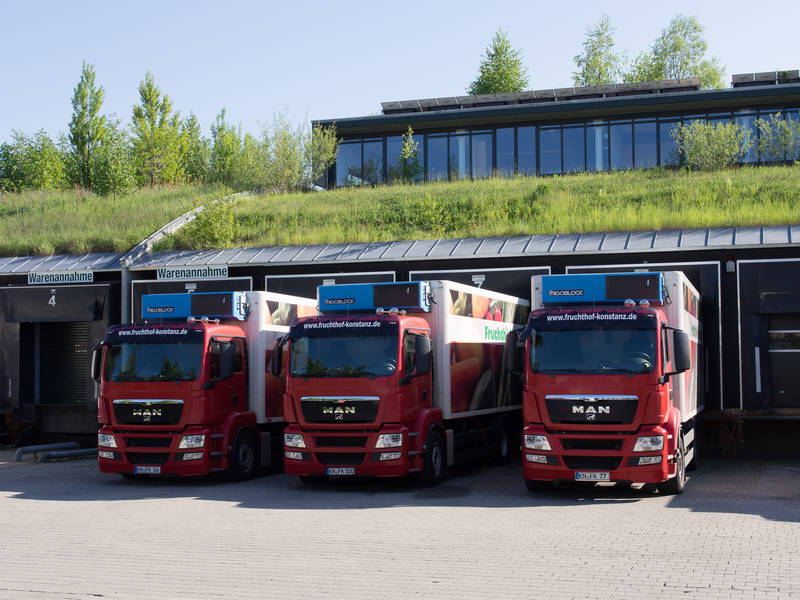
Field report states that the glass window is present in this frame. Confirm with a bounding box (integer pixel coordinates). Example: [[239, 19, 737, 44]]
[[362, 140, 384, 185], [586, 123, 608, 172], [496, 128, 515, 176], [539, 127, 561, 175], [472, 132, 492, 179], [563, 126, 584, 173], [708, 113, 731, 124], [518, 126, 536, 175], [336, 142, 362, 187], [427, 136, 447, 181], [659, 120, 681, 166], [386, 136, 402, 184], [788, 110, 800, 160], [634, 121, 657, 169], [610, 122, 633, 170], [449, 134, 470, 179], [734, 112, 758, 163]]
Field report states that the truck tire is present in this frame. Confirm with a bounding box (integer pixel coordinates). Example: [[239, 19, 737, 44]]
[[525, 478, 552, 492], [231, 429, 259, 480], [491, 425, 511, 465], [417, 429, 445, 486], [657, 434, 686, 495]]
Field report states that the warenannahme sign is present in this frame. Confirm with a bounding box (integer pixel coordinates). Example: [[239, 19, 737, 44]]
[[28, 270, 94, 285], [157, 266, 229, 280]]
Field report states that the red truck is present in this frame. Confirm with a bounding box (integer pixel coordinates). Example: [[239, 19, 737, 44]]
[[514, 272, 700, 494], [272, 281, 529, 484], [92, 291, 316, 479]]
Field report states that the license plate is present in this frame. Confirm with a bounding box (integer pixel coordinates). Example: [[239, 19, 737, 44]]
[[575, 471, 610, 482], [326, 467, 355, 476], [133, 465, 161, 474]]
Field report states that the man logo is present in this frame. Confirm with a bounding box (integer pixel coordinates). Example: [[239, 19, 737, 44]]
[[571, 406, 610, 415], [323, 406, 356, 421]]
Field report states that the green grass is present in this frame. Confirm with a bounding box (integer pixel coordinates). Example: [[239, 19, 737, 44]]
[[0, 184, 231, 255], [2, 166, 799, 256], [226, 165, 800, 248]]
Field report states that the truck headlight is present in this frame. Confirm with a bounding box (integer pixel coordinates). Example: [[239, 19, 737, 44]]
[[633, 435, 664, 452], [284, 433, 306, 448], [524, 435, 551, 451], [285, 451, 304, 460], [178, 435, 206, 449], [98, 433, 117, 448], [375, 433, 403, 448]]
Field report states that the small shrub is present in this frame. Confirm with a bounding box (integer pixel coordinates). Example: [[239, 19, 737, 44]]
[[177, 198, 238, 248], [673, 121, 751, 170]]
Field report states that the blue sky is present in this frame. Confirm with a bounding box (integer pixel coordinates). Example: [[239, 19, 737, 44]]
[[1, 0, 798, 143]]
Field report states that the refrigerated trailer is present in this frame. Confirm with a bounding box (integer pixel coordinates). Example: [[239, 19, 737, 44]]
[[93, 290, 316, 478], [274, 280, 529, 484], [514, 272, 701, 493]]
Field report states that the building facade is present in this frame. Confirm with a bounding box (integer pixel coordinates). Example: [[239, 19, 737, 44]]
[[315, 71, 800, 187]]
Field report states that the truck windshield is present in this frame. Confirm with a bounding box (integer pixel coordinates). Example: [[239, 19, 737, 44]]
[[290, 334, 399, 378], [530, 328, 656, 374], [104, 329, 204, 382]]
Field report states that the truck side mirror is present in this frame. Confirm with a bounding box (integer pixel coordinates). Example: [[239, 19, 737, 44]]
[[90, 343, 104, 383], [673, 330, 691, 373], [415, 336, 431, 375], [270, 339, 284, 377]]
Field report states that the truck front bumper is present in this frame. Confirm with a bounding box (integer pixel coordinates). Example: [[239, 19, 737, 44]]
[[97, 426, 214, 477], [522, 424, 671, 484], [283, 425, 412, 478]]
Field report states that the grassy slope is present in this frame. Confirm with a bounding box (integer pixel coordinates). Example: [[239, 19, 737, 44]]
[[229, 166, 800, 248], [0, 184, 230, 255], [1, 166, 798, 256]]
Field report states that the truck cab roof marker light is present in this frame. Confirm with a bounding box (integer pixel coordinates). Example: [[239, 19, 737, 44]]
[[624, 299, 636, 307]]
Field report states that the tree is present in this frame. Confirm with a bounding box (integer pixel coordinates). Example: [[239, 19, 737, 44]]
[[305, 123, 338, 189], [572, 16, 624, 87], [264, 112, 305, 192], [67, 62, 108, 189], [624, 15, 725, 89], [672, 120, 750, 170], [208, 109, 242, 185], [467, 29, 529, 95], [179, 113, 209, 182], [398, 126, 422, 183], [130, 72, 182, 185], [92, 119, 135, 198], [0, 130, 65, 191]]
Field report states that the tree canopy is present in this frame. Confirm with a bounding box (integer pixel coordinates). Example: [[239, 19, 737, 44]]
[[572, 16, 623, 87], [467, 29, 530, 95]]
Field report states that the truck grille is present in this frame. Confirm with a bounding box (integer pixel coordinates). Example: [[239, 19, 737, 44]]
[[561, 438, 623, 451], [545, 395, 638, 425], [316, 453, 366, 466], [113, 399, 183, 425], [126, 452, 170, 465], [125, 437, 172, 448], [300, 397, 380, 424], [563, 456, 622, 470], [314, 436, 368, 448]]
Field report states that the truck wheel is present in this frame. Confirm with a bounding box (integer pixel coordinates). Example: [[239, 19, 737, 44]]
[[492, 426, 511, 465], [525, 478, 551, 492], [657, 434, 686, 495], [231, 430, 259, 480], [417, 429, 445, 486]]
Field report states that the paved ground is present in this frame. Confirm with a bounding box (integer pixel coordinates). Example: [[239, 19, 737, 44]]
[[0, 450, 798, 600]]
